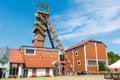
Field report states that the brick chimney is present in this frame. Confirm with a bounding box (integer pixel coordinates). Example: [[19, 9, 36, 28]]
[[32, 28, 44, 47]]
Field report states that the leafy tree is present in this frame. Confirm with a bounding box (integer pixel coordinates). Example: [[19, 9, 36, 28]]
[[105, 67, 110, 72], [99, 62, 105, 71], [108, 52, 120, 65]]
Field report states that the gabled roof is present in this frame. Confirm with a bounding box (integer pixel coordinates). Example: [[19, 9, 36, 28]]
[[66, 39, 106, 51], [24, 57, 54, 68], [108, 60, 120, 68], [10, 49, 24, 63]]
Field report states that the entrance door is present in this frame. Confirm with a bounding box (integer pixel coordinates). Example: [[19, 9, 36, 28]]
[[32, 69, 36, 77], [46, 68, 50, 77], [23, 69, 28, 78], [0, 68, 6, 78]]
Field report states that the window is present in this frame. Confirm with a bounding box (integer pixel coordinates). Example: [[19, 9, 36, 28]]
[[77, 60, 81, 66], [98, 60, 106, 65], [26, 49, 34, 54], [32, 69, 36, 73], [46, 68, 49, 73], [75, 51, 78, 56], [115, 68, 118, 72], [10, 68, 18, 76], [88, 60, 97, 65]]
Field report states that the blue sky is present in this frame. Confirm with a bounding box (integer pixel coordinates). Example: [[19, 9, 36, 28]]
[[0, 0, 120, 54]]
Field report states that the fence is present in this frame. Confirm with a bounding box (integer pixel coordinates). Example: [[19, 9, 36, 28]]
[[104, 73, 120, 80]]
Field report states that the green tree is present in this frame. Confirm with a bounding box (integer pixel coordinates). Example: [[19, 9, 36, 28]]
[[99, 62, 105, 71], [108, 52, 120, 65]]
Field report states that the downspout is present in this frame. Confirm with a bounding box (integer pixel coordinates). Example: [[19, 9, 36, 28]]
[[72, 50, 74, 73], [95, 42, 99, 71], [84, 45, 87, 72]]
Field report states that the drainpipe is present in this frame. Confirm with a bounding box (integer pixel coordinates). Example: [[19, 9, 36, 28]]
[[95, 42, 99, 71], [84, 45, 87, 72], [72, 50, 74, 73]]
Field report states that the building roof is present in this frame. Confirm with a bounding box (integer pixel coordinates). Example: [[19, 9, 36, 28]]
[[108, 60, 120, 68], [66, 39, 106, 51], [24, 57, 54, 68], [10, 49, 24, 63]]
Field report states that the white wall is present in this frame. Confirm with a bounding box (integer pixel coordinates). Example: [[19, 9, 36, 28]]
[[36, 69, 54, 77], [49, 69, 53, 77], [28, 69, 32, 78], [18, 64, 23, 77], [36, 69, 46, 76], [27, 69, 54, 77]]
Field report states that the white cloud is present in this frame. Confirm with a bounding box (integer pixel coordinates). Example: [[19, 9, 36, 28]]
[[51, 0, 120, 40], [112, 38, 120, 44]]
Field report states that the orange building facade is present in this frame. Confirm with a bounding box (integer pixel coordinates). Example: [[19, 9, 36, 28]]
[[5, 17, 60, 78], [8, 46, 60, 78], [64, 39, 108, 74]]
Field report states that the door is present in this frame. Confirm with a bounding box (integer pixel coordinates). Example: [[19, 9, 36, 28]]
[[46, 68, 50, 77], [0, 68, 6, 78], [32, 69, 36, 77], [23, 69, 28, 78]]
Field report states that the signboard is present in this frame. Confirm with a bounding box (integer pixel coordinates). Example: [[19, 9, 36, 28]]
[[12, 64, 17, 67]]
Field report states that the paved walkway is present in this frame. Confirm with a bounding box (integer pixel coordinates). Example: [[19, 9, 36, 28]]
[[0, 75, 109, 80]]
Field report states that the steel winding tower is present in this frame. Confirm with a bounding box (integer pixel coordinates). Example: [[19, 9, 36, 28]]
[[32, 2, 74, 72]]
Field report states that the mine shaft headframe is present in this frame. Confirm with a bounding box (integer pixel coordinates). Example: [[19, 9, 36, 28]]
[[36, 2, 74, 73], [37, 2, 50, 12]]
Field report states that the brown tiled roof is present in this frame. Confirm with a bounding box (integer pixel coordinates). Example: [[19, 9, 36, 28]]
[[10, 49, 24, 63], [66, 39, 106, 51], [24, 57, 54, 68]]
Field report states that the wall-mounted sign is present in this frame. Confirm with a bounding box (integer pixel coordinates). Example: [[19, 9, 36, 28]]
[[12, 64, 17, 67]]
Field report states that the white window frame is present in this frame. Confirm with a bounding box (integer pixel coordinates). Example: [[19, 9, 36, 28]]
[[75, 51, 78, 56], [77, 60, 81, 66], [24, 48, 36, 55]]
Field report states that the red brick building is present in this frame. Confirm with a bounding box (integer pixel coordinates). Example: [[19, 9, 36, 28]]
[[64, 39, 108, 73]]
